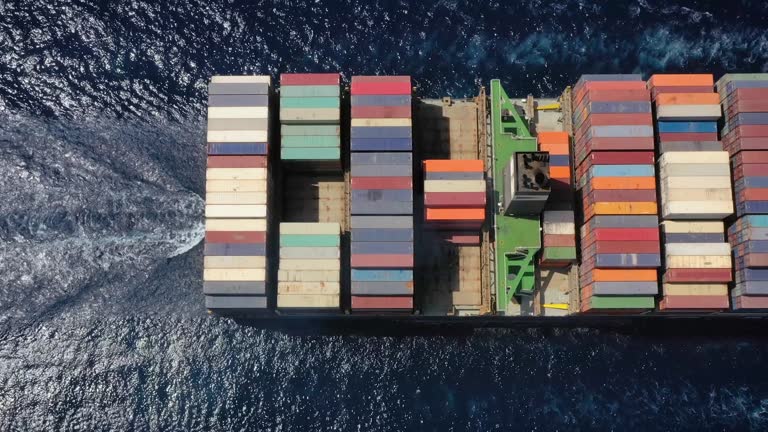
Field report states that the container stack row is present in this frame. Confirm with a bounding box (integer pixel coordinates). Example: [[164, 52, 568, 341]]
[[718, 73, 768, 310], [573, 74, 660, 312], [204, 76, 272, 310], [647, 74, 732, 311], [349, 76, 414, 313], [423, 159, 485, 244], [279, 73, 341, 169], [277, 223, 340, 311], [538, 131, 577, 266]]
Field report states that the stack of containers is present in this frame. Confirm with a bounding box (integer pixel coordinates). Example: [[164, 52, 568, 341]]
[[648, 74, 733, 311], [573, 75, 660, 312], [349, 76, 414, 313], [277, 223, 340, 311], [538, 131, 577, 266], [279, 73, 341, 169], [423, 159, 486, 241], [717, 73, 768, 310], [204, 76, 271, 310]]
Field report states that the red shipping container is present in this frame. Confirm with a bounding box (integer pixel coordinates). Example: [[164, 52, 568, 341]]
[[351, 76, 411, 83], [589, 189, 658, 203], [663, 268, 732, 283], [425, 192, 486, 207], [575, 135, 655, 148], [583, 228, 659, 242], [727, 101, 768, 116], [730, 88, 768, 100], [729, 125, 768, 139], [734, 163, 768, 178], [351, 296, 413, 309], [351, 254, 414, 268], [651, 86, 714, 98], [351, 105, 412, 118], [733, 295, 768, 309], [733, 151, 768, 165], [543, 234, 577, 247], [351, 177, 412, 190], [739, 189, 768, 201], [280, 73, 340, 85], [582, 240, 660, 254], [657, 132, 719, 143], [576, 89, 651, 103], [573, 81, 647, 104], [722, 137, 768, 153], [207, 155, 267, 168], [351, 81, 411, 95], [659, 295, 729, 310], [205, 231, 267, 243]]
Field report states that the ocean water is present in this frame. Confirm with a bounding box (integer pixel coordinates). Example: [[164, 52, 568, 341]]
[[2, 0, 768, 430]]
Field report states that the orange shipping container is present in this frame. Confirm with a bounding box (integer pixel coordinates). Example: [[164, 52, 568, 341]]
[[589, 177, 656, 190], [537, 131, 569, 145], [550, 166, 571, 178], [592, 202, 658, 215], [655, 93, 719, 106], [648, 74, 714, 87], [423, 159, 483, 172], [539, 142, 570, 155], [589, 269, 658, 282], [425, 208, 485, 221]]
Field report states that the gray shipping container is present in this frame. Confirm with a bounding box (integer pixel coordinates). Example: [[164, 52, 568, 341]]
[[351, 241, 414, 254], [351, 152, 412, 165], [351, 215, 414, 229], [208, 118, 270, 131], [204, 243, 267, 256], [351, 228, 414, 242], [591, 281, 658, 295], [659, 141, 723, 153], [208, 94, 269, 107], [205, 295, 267, 309], [351, 201, 413, 215], [351, 164, 412, 177], [208, 83, 270, 95], [664, 233, 725, 243], [351, 281, 414, 295], [203, 282, 266, 296]]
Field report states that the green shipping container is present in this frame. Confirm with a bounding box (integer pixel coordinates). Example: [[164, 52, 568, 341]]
[[281, 125, 341, 136], [279, 234, 341, 247], [588, 296, 655, 309], [282, 135, 340, 148], [281, 85, 340, 97], [280, 97, 340, 109], [281, 147, 340, 160]]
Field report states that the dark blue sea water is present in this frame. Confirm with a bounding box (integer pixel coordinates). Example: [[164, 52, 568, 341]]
[[2, 0, 768, 430]]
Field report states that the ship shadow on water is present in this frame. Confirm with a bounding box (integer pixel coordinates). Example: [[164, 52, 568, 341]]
[[225, 313, 768, 338]]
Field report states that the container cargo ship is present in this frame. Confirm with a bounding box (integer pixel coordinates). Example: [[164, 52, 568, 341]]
[[202, 72, 768, 327]]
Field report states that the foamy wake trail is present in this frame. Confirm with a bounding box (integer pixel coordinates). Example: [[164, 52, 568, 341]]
[[0, 114, 207, 324]]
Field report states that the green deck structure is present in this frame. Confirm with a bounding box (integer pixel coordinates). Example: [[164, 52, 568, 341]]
[[490, 79, 541, 314]]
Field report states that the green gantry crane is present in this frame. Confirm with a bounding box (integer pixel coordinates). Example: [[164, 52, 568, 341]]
[[490, 79, 542, 314]]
